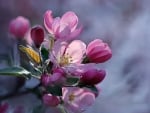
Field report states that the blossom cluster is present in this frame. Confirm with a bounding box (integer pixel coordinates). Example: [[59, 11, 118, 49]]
[[8, 10, 112, 113]]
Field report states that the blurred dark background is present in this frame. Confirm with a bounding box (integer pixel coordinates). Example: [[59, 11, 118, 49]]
[[1, 0, 150, 113]]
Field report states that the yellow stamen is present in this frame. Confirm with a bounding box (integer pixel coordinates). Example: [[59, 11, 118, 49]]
[[69, 93, 75, 101]]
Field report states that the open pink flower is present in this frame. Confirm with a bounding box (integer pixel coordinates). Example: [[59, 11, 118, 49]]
[[9, 16, 30, 38], [62, 87, 95, 113], [51, 40, 86, 66], [44, 10, 82, 40], [86, 39, 112, 63]]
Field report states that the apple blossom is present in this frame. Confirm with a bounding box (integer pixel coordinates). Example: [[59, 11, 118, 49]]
[[51, 40, 86, 67], [62, 87, 95, 113], [44, 10, 82, 40]]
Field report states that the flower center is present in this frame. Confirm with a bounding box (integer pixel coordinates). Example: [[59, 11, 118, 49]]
[[69, 93, 75, 101], [59, 53, 73, 66]]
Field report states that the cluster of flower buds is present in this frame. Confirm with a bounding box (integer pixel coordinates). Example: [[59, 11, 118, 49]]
[[7, 10, 112, 113]]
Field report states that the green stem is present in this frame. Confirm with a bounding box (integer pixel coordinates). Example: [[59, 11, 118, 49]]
[[58, 105, 68, 113]]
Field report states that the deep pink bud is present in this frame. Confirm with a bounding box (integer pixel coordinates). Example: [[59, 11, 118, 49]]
[[9, 16, 30, 38], [80, 69, 106, 85], [31, 25, 44, 48], [0, 103, 9, 113], [41, 70, 65, 86], [41, 74, 50, 86], [86, 39, 112, 63], [43, 94, 60, 107]]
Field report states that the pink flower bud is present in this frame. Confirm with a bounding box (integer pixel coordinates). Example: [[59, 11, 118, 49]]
[[43, 94, 60, 107], [0, 103, 9, 113], [41, 74, 50, 86], [80, 69, 106, 85], [41, 70, 65, 86], [86, 39, 112, 63], [31, 25, 44, 48], [9, 16, 30, 38]]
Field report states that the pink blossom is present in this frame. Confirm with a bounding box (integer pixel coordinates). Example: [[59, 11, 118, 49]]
[[86, 39, 112, 63], [62, 87, 95, 113], [9, 16, 30, 38], [0, 103, 9, 113], [43, 94, 60, 107], [31, 25, 44, 48], [44, 10, 82, 40], [52, 40, 86, 66], [80, 68, 106, 85]]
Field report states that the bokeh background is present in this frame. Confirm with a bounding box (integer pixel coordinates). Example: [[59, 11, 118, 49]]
[[1, 0, 150, 113]]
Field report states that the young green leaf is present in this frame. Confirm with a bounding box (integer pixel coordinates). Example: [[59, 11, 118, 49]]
[[40, 46, 49, 62], [46, 85, 62, 96], [0, 67, 31, 79]]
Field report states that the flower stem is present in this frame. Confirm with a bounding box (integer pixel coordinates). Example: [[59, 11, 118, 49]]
[[58, 105, 68, 113]]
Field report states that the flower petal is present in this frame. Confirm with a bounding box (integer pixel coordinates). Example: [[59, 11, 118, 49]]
[[87, 39, 103, 54], [66, 40, 86, 63], [44, 10, 54, 34], [58, 23, 71, 39], [61, 11, 78, 30]]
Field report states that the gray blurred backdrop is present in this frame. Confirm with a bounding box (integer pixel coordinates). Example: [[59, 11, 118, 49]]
[[1, 0, 150, 113]]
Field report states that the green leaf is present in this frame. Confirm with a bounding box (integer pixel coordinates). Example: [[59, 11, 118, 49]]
[[0, 67, 31, 79], [40, 46, 49, 62], [85, 85, 99, 95], [46, 85, 62, 96], [66, 77, 79, 86]]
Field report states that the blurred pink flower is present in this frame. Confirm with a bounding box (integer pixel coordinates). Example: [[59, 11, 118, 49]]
[[52, 40, 86, 66], [43, 94, 60, 107], [31, 25, 44, 48], [0, 103, 9, 113], [62, 87, 95, 113], [86, 39, 112, 63], [9, 16, 30, 38], [44, 10, 82, 40], [13, 106, 24, 113], [80, 68, 106, 85]]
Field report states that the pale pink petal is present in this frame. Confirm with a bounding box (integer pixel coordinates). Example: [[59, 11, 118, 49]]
[[52, 17, 60, 34], [44, 10, 54, 34], [60, 11, 78, 30], [87, 39, 103, 54], [69, 27, 82, 40], [52, 40, 68, 60], [66, 40, 86, 63], [75, 92, 95, 109], [58, 23, 71, 39], [87, 44, 107, 56]]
